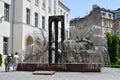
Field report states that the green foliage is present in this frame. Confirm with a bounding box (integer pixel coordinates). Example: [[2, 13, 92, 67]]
[[111, 34, 119, 63], [106, 33, 120, 65], [76, 36, 79, 40], [105, 65, 120, 68], [0, 54, 2, 64], [118, 40, 120, 57], [116, 58, 120, 65]]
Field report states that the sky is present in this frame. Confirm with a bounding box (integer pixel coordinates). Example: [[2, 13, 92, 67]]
[[60, 0, 120, 20]]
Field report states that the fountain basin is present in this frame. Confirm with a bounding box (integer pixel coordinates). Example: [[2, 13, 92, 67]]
[[17, 63, 102, 72]]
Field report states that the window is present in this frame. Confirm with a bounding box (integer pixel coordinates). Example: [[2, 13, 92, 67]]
[[64, 12, 65, 15], [35, 12, 38, 27], [42, 16, 45, 29], [54, 0, 56, 14], [108, 14, 111, 19], [60, 9, 62, 15], [35, 0, 38, 6], [4, 3, 9, 21], [102, 13, 106, 16], [66, 14, 68, 23], [102, 21, 104, 26], [104, 20, 107, 26], [64, 12, 66, 22], [115, 22, 119, 27], [26, 8, 30, 24], [3, 37, 8, 55], [58, 8, 60, 14], [42, 0, 45, 9], [66, 31, 69, 39], [48, 0, 51, 13], [117, 14, 120, 19]]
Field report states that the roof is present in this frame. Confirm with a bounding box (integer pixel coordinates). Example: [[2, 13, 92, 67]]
[[58, 1, 70, 12], [100, 8, 113, 13]]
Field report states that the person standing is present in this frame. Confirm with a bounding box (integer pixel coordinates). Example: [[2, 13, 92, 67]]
[[4, 55, 11, 72], [13, 52, 19, 71]]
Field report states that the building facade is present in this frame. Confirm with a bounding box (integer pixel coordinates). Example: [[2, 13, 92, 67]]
[[13, 0, 70, 53], [0, 0, 12, 66], [113, 9, 120, 35], [70, 4, 120, 39], [0, 0, 70, 66]]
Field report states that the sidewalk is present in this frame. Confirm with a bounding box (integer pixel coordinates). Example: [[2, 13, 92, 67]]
[[0, 66, 13, 72], [0, 67, 120, 80]]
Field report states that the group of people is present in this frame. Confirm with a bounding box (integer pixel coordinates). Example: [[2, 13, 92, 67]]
[[4, 52, 19, 72]]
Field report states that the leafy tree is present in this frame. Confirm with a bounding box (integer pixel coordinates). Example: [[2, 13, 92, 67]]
[[106, 33, 112, 63], [111, 34, 119, 63], [118, 39, 120, 57], [106, 33, 119, 64]]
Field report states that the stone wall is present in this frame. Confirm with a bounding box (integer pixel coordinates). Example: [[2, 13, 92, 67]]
[[70, 7, 102, 39], [17, 63, 102, 72], [70, 7, 102, 27]]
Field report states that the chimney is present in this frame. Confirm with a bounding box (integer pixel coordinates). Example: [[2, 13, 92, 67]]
[[92, 4, 99, 9]]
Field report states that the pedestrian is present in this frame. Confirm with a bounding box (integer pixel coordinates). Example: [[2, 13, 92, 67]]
[[4, 54, 11, 72], [13, 52, 19, 72]]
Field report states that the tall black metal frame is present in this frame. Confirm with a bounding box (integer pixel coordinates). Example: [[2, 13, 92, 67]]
[[49, 16, 65, 63]]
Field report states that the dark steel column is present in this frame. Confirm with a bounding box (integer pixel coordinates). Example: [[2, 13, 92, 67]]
[[49, 20, 52, 63], [55, 21, 59, 63], [61, 16, 65, 43]]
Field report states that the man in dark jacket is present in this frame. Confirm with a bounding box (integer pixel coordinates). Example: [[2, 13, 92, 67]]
[[5, 55, 11, 72]]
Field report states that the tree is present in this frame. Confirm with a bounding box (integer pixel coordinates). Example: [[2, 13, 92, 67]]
[[106, 33, 119, 64], [112, 34, 119, 63]]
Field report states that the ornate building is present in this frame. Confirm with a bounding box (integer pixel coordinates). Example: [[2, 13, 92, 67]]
[[70, 4, 120, 39]]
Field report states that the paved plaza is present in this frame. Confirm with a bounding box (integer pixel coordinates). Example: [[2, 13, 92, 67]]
[[0, 67, 120, 80]]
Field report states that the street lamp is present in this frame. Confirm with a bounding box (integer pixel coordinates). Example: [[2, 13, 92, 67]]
[[0, 16, 5, 23]]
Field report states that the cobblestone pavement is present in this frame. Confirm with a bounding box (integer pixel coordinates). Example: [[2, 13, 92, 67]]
[[0, 67, 120, 80]]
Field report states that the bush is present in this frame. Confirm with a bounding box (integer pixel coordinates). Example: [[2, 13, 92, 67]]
[[106, 65, 120, 68], [0, 54, 2, 64], [116, 58, 120, 65], [106, 33, 119, 64]]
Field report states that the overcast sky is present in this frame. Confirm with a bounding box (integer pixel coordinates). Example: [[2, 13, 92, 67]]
[[60, 0, 120, 20]]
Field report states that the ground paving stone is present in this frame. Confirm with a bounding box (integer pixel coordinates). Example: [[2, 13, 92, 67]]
[[0, 67, 120, 80]]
